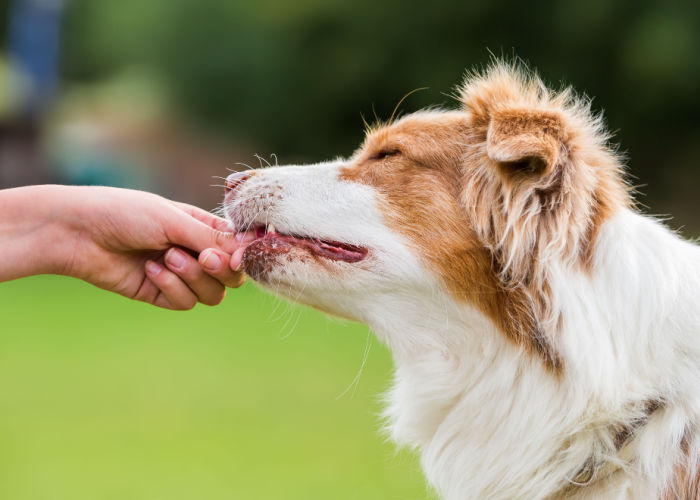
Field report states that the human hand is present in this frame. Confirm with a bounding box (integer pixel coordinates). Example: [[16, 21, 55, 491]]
[[0, 185, 246, 309], [142, 201, 251, 309], [60, 187, 247, 309]]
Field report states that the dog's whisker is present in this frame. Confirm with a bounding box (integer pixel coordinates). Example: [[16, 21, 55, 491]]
[[335, 330, 372, 400], [255, 153, 273, 168], [234, 162, 255, 171]]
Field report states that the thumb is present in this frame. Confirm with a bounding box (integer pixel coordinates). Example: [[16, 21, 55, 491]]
[[165, 210, 241, 254]]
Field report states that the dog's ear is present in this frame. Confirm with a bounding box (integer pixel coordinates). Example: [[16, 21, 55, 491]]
[[460, 63, 570, 183], [486, 108, 565, 181], [457, 63, 629, 371]]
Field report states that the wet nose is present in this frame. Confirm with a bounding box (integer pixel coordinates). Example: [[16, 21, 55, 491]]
[[225, 172, 251, 195]]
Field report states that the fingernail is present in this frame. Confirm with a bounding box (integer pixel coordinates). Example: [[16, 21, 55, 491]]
[[201, 250, 222, 272], [166, 248, 187, 271], [231, 248, 245, 271], [146, 260, 163, 277]]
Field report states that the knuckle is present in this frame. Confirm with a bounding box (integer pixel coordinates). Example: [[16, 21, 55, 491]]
[[167, 224, 186, 244]]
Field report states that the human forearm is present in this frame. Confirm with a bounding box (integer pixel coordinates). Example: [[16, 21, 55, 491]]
[[0, 185, 79, 282]]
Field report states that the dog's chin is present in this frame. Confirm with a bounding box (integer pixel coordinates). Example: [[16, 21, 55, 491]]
[[241, 239, 365, 321], [241, 238, 306, 284]]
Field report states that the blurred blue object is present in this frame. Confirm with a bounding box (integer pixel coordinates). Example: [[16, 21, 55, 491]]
[[8, 0, 64, 114]]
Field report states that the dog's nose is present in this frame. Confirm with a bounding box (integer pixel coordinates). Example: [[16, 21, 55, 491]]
[[225, 172, 251, 195]]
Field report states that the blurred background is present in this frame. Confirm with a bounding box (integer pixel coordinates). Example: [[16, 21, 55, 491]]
[[0, 0, 698, 499]]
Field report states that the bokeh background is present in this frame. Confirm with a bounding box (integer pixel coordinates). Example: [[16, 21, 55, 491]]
[[1, 1, 699, 499]]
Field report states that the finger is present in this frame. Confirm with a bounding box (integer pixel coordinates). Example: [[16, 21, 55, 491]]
[[200, 248, 246, 288], [132, 269, 163, 305], [164, 248, 226, 305], [235, 231, 257, 246], [174, 202, 232, 232], [165, 210, 241, 255], [231, 247, 246, 272], [145, 260, 198, 310]]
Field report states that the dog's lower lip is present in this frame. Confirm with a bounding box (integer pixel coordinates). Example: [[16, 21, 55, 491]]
[[240, 226, 367, 262], [306, 237, 368, 262]]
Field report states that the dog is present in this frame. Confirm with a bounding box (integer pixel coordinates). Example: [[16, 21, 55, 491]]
[[222, 62, 700, 499]]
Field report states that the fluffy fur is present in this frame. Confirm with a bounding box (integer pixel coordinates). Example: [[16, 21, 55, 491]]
[[223, 62, 700, 499]]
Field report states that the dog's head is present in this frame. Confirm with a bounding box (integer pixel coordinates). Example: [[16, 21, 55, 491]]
[[224, 63, 628, 368]]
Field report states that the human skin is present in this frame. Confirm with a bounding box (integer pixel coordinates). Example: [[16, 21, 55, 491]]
[[0, 185, 252, 310]]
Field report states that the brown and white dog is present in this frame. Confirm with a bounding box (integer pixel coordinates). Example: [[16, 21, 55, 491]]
[[223, 63, 700, 499]]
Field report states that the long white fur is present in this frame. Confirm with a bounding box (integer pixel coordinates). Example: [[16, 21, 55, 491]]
[[225, 139, 700, 500]]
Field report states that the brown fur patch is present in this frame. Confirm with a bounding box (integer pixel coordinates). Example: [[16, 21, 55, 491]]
[[661, 437, 700, 500], [487, 108, 565, 178], [340, 111, 563, 370], [341, 64, 629, 372]]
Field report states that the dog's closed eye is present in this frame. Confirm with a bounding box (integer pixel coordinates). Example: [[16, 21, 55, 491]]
[[368, 149, 401, 162]]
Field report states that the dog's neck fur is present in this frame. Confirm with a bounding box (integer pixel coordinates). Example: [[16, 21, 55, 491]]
[[369, 208, 700, 499]]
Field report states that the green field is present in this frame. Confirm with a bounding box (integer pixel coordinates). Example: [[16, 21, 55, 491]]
[[0, 275, 430, 500]]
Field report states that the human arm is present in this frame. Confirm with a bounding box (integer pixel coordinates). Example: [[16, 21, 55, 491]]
[[0, 185, 246, 309]]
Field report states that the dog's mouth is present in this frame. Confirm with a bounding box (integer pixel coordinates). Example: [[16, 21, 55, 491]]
[[238, 224, 368, 263]]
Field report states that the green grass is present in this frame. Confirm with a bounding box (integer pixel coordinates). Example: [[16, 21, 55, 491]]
[[0, 276, 430, 500]]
